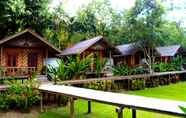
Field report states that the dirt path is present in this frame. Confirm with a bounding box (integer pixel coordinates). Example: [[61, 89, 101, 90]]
[[0, 109, 39, 118]]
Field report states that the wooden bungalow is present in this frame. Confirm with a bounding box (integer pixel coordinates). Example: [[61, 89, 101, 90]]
[[59, 36, 121, 72], [0, 29, 61, 77], [113, 43, 185, 67], [113, 43, 144, 67]]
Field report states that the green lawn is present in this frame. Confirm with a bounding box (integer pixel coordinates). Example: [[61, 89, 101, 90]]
[[37, 82, 186, 118]]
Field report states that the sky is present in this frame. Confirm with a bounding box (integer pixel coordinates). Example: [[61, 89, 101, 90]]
[[50, 0, 136, 15], [50, 0, 186, 27]]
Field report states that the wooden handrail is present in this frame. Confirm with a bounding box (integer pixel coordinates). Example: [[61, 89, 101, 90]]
[[0, 67, 36, 77], [60, 70, 186, 85]]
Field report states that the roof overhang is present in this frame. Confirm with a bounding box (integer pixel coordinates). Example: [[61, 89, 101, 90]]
[[0, 28, 61, 54]]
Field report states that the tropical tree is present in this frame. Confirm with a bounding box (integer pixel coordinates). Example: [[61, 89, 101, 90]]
[[124, 0, 165, 73]]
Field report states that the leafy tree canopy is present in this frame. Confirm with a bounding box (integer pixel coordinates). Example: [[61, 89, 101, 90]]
[[0, 0, 186, 49]]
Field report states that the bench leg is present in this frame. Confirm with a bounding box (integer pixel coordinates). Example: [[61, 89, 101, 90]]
[[116, 106, 124, 118], [132, 109, 136, 118], [58, 95, 61, 106], [40, 92, 44, 112], [70, 97, 74, 118], [87, 101, 91, 114]]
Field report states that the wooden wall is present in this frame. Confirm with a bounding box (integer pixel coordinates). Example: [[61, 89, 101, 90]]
[[0, 48, 45, 72]]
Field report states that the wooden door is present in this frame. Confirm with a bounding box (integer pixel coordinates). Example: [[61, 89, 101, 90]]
[[28, 53, 38, 67], [7, 53, 17, 67]]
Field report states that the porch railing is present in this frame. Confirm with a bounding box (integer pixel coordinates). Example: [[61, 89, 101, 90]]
[[0, 67, 36, 77]]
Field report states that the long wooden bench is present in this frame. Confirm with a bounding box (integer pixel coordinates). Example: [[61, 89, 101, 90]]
[[39, 84, 186, 118]]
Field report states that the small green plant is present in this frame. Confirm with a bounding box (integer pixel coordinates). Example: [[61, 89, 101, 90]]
[[48, 60, 67, 84], [95, 54, 107, 77], [48, 54, 93, 83], [7, 79, 40, 112], [0, 93, 9, 111], [67, 54, 92, 80], [153, 56, 185, 72], [179, 106, 186, 114], [112, 65, 130, 76], [0, 77, 40, 112], [84, 80, 117, 91], [113, 65, 147, 76]]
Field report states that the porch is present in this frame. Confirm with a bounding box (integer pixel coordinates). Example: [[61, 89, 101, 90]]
[[0, 67, 37, 78]]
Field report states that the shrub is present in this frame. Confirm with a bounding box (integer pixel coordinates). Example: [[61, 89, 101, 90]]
[[112, 65, 130, 76], [0, 93, 9, 111], [0, 78, 40, 112], [48, 54, 92, 83], [153, 56, 185, 72], [8, 79, 40, 112], [94, 54, 107, 77], [84, 80, 117, 91], [131, 79, 145, 90], [113, 65, 147, 76], [153, 62, 170, 72]]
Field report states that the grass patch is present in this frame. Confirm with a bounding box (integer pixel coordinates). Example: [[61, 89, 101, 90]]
[[37, 82, 186, 118], [127, 82, 186, 101]]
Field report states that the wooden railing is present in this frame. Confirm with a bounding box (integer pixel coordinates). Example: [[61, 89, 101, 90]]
[[60, 70, 186, 85], [0, 67, 36, 77]]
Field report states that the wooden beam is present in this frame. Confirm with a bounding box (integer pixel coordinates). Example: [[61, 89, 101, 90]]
[[70, 97, 75, 118], [87, 101, 91, 114]]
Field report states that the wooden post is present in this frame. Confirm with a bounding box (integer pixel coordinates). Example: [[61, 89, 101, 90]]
[[40, 92, 44, 112], [70, 97, 74, 118], [116, 106, 124, 118], [132, 109, 136, 118], [109, 50, 112, 65], [87, 100, 91, 114], [143, 78, 146, 89], [45, 48, 48, 75], [0, 46, 3, 66], [127, 79, 130, 90], [0, 46, 2, 79]]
